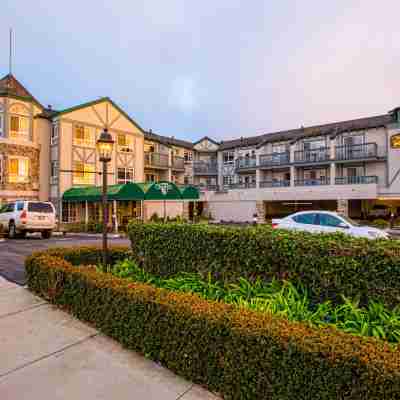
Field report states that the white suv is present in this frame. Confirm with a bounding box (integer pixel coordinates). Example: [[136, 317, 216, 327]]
[[0, 201, 56, 239]]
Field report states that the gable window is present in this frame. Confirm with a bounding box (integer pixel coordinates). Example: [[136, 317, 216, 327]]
[[184, 150, 193, 162], [223, 151, 234, 164], [9, 104, 30, 140], [73, 125, 94, 147], [117, 167, 134, 184], [51, 123, 59, 145], [8, 157, 30, 183], [117, 133, 134, 153], [73, 161, 95, 185]]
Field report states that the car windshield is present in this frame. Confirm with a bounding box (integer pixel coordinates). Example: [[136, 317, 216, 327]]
[[28, 202, 53, 213], [339, 214, 359, 226]]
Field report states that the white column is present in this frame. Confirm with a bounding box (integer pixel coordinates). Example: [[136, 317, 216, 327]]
[[217, 151, 223, 189], [113, 200, 118, 233], [85, 201, 88, 227]]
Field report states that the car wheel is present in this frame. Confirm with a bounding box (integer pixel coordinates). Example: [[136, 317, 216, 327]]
[[18, 231, 27, 239], [8, 222, 16, 239], [41, 230, 52, 239]]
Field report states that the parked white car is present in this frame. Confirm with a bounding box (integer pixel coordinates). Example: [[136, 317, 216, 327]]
[[0, 201, 56, 239], [272, 210, 389, 239]]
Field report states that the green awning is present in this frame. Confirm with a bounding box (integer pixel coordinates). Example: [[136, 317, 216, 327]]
[[62, 181, 199, 202], [137, 181, 183, 200], [63, 183, 145, 202], [179, 185, 200, 200]]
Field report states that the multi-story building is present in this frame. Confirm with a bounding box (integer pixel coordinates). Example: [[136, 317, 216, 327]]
[[1, 72, 400, 224]]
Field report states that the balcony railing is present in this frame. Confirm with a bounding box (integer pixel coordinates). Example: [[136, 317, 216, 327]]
[[225, 182, 257, 189], [193, 161, 218, 175], [194, 184, 219, 191], [294, 147, 330, 163], [335, 175, 378, 185], [145, 152, 169, 168], [259, 152, 290, 167], [172, 156, 185, 170], [335, 143, 378, 161], [235, 156, 257, 170], [260, 180, 290, 188], [295, 178, 329, 186]]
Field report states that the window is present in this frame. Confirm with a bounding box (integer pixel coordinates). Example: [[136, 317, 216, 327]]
[[28, 202, 54, 213], [50, 161, 58, 184], [145, 174, 158, 182], [8, 104, 30, 140], [117, 167, 134, 184], [73, 125, 94, 147], [8, 157, 29, 183], [51, 123, 59, 145], [184, 176, 190, 185], [318, 213, 344, 228], [223, 176, 234, 185], [184, 151, 193, 162], [223, 151, 234, 164], [117, 134, 134, 153], [73, 161, 95, 185], [292, 213, 317, 225]]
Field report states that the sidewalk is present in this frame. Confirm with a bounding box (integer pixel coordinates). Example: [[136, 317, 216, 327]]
[[0, 277, 219, 400]]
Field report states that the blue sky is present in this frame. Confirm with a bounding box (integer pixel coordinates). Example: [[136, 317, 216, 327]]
[[1, 1, 399, 141]]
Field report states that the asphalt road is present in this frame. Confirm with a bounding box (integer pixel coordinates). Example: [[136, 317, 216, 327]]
[[0, 234, 130, 285]]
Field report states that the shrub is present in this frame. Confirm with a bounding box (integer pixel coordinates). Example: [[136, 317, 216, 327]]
[[371, 219, 390, 229], [25, 249, 400, 400], [128, 223, 400, 308]]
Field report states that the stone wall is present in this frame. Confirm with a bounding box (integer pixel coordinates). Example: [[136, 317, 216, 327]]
[[0, 143, 40, 200]]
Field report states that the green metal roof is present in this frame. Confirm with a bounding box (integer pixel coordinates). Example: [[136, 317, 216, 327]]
[[62, 182, 199, 202]]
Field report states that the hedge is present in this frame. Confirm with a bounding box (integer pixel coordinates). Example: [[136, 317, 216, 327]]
[[128, 223, 400, 308], [25, 248, 400, 400]]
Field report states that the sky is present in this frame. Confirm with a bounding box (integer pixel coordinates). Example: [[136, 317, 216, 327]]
[[0, 1, 399, 142]]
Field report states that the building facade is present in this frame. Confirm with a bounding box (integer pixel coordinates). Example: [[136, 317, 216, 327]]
[[1, 73, 400, 224]]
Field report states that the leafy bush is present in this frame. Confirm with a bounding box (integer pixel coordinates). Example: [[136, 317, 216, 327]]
[[371, 219, 390, 229], [128, 223, 400, 308], [110, 259, 400, 343], [25, 249, 400, 400]]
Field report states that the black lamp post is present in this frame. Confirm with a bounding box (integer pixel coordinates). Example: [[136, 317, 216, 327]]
[[96, 128, 114, 266]]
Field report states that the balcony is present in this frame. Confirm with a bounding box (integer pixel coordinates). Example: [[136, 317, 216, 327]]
[[226, 182, 257, 189], [235, 156, 257, 171], [259, 152, 290, 168], [260, 180, 290, 188], [195, 183, 219, 191], [335, 175, 378, 185], [193, 161, 218, 175], [172, 156, 185, 171], [294, 148, 330, 164], [295, 178, 329, 186], [335, 143, 378, 161], [144, 152, 169, 169]]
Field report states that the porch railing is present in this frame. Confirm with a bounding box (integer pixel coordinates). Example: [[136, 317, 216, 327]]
[[193, 161, 218, 175], [335, 143, 378, 161], [259, 152, 290, 167], [335, 175, 378, 185], [144, 152, 169, 168], [260, 180, 290, 188], [295, 178, 329, 186], [235, 156, 257, 170], [172, 156, 185, 170], [294, 147, 330, 163], [225, 182, 257, 189]]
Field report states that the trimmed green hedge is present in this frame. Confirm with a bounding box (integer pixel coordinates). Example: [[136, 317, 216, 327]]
[[128, 223, 400, 308], [25, 248, 400, 399]]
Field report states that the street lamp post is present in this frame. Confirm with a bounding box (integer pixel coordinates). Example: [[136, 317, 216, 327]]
[[96, 128, 114, 267]]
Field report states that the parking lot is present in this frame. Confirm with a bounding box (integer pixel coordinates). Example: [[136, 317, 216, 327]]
[[0, 234, 130, 285]]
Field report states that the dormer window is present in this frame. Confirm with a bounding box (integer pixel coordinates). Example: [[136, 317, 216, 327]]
[[73, 125, 95, 147], [9, 103, 30, 141]]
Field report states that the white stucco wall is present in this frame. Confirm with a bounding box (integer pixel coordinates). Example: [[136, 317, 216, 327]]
[[207, 200, 257, 222]]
